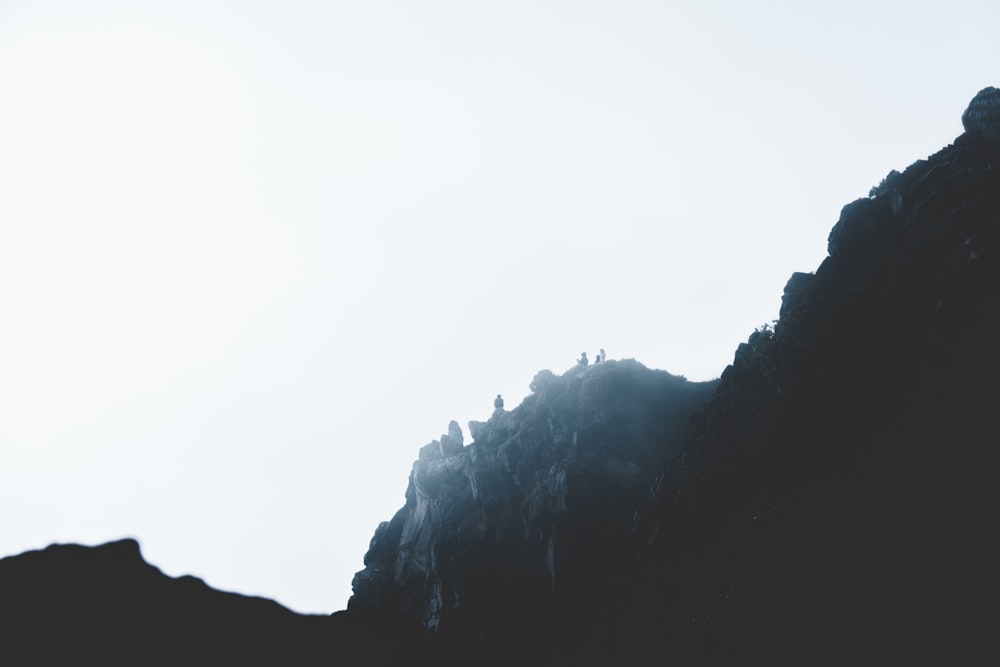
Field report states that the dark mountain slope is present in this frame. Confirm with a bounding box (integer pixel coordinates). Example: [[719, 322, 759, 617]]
[[0, 539, 386, 667], [610, 85, 1000, 667], [352, 85, 1000, 666]]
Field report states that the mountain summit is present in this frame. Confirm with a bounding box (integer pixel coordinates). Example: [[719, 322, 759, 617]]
[[348, 358, 717, 656]]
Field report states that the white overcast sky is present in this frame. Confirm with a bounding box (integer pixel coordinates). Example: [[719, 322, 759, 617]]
[[1, 0, 997, 614]]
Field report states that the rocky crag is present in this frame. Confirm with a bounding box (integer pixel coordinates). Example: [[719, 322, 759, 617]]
[[348, 359, 717, 660], [613, 85, 1000, 666], [349, 85, 1000, 665], [1, 87, 998, 666]]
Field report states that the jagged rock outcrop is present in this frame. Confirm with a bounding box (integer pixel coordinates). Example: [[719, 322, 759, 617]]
[[349, 359, 717, 660], [351, 86, 1000, 666], [613, 87, 1000, 666], [962, 86, 1000, 144]]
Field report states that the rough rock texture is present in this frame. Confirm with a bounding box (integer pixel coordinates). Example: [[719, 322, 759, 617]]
[[0, 539, 388, 667], [351, 85, 1000, 666], [961, 86, 1000, 144], [348, 359, 717, 661]]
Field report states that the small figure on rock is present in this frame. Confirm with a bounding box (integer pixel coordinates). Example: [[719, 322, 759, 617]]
[[598, 348, 606, 363], [578, 351, 588, 366], [494, 394, 504, 410]]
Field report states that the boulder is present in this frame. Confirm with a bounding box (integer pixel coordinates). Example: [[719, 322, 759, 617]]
[[961, 86, 1000, 144]]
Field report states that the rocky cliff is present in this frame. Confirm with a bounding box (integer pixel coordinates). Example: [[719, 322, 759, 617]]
[[350, 85, 1000, 665], [2, 87, 998, 666], [348, 359, 717, 658], [602, 85, 1000, 666]]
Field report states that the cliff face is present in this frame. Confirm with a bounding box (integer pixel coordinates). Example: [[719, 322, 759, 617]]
[[350, 86, 1000, 666], [615, 86, 1000, 666], [348, 359, 717, 658]]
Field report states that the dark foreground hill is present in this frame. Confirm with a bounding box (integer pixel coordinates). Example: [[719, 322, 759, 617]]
[[0, 539, 387, 666], [2, 86, 998, 666]]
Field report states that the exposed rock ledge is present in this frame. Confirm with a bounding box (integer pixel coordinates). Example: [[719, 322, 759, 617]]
[[349, 359, 717, 654]]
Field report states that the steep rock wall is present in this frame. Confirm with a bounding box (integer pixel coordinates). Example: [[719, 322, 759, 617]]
[[615, 87, 1000, 667], [349, 359, 717, 657]]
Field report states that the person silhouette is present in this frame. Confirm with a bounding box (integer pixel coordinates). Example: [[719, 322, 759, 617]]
[[598, 348, 606, 363], [494, 394, 504, 410], [578, 351, 588, 366]]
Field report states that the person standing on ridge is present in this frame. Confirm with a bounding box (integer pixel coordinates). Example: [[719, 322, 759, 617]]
[[598, 348, 606, 363], [494, 394, 504, 410], [578, 351, 588, 366]]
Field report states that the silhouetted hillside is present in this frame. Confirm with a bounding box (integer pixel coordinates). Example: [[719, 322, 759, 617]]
[[1, 86, 998, 666], [610, 85, 1000, 667], [349, 85, 1000, 666], [0, 539, 385, 667]]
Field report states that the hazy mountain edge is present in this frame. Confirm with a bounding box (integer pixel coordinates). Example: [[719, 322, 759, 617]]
[[348, 357, 720, 656]]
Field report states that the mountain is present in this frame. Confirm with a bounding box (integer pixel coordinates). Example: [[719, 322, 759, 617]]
[[1, 86, 998, 666], [608, 85, 1000, 667]]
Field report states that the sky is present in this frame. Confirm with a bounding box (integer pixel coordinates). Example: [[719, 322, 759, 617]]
[[0, 0, 997, 614]]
